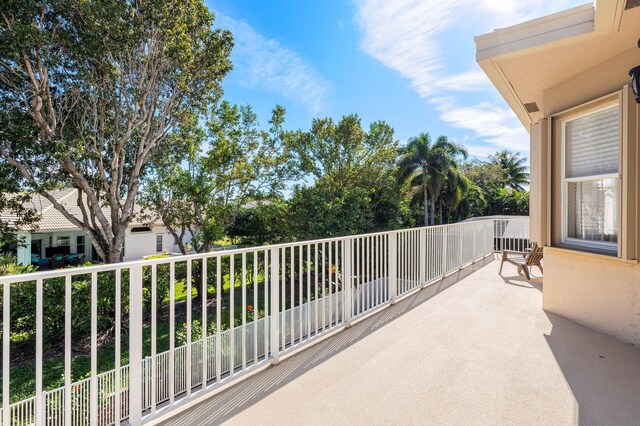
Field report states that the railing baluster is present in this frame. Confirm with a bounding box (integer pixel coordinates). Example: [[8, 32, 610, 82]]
[[355, 238, 360, 317], [306, 244, 311, 339], [389, 232, 397, 304], [336, 241, 341, 322], [298, 245, 303, 342], [344, 239, 352, 327], [367, 236, 371, 309], [201, 259, 207, 388], [35, 278, 43, 426], [253, 253, 258, 366], [264, 250, 269, 361], [328, 241, 333, 328], [215, 257, 222, 383], [129, 265, 143, 425], [64, 275, 71, 426], [90, 271, 98, 426], [186, 260, 192, 396], [320, 242, 327, 332], [230, 254, 235, 377], [151, 264, 157, 413], [242, 252, 247, 370], [270, 247, 280, 364], [290, 247, 294, 346], [169, 262, 176, 404], [115, 269, 122, 423], [314, 244, 319, 336]]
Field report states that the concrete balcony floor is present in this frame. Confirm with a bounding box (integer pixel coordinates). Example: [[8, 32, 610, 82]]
[[162, 257, 640, 426]]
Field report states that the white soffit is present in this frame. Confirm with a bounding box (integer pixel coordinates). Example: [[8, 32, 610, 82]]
[[474, 0, 626, 128]]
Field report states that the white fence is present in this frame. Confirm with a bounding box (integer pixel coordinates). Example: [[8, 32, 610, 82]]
[[0, 217, 529, 425]]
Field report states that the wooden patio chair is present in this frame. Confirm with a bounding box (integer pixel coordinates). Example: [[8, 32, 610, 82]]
[[499, 244, 543, 280]]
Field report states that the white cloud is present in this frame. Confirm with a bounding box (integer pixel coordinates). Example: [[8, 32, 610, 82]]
[[354, 0, 583, 154], [433, 100, 529, 155], [217, 15, 332, 116], [435, 70, 492, 92], [354, 0, 458, 99]]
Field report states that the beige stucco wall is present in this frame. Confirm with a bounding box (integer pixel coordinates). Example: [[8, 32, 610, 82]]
[[543, 247, 640, 347], [530, 45, 640, 346], [542, 47, 638, 117]]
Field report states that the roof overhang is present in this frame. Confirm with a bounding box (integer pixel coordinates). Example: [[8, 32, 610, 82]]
[[475, 0, 639, 130]]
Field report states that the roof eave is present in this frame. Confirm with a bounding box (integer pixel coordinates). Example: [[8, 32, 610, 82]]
[[474, 1, 623, 130]]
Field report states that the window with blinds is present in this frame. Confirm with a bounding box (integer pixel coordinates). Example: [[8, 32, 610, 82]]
[[563, 104, 620, 251], [565, 106, 619, 178]]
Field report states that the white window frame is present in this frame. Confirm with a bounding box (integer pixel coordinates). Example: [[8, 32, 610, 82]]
[[156, 234, 163, 253], [560, 101, 621, 253], [56, 236, 71, 247], [76, 235, 85, 254]]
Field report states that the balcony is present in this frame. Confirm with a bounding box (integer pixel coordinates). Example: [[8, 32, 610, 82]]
[[2, 218, 639, 425], [161, 259, 640, 426]]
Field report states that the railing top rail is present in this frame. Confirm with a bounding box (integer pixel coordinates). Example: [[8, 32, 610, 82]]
[[0, 217, 516, 283]]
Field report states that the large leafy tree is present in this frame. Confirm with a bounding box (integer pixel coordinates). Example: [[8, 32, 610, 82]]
[[289, 115, 401, 239], [462, 158, 529, 216], [398, 133, 467, 226], [489, 150, 529, 191], [229, 200, 290, 246], [0, 0, 233, 262], [142, 102, 295, 255]]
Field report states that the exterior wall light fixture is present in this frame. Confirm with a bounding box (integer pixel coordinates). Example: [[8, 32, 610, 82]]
[[629, 39, 640, 103]]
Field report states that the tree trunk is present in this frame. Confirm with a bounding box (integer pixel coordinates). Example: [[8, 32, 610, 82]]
[[430, 200, 436, 226], [192, 262, 210, 304], [439, 202, 443, 225], [423, 184, 429, 226], [107, 228, 127, 263]]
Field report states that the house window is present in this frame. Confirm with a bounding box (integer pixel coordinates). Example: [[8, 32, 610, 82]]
[[562, 103, 619, 252], [156, 234, 163, 253], [131, 226, 152, 233], [76, 235, 85, 254], [57, 236, 71, 247]]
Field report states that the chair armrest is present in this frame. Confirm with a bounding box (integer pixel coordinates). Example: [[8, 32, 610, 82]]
[[502, 250, 527, 256]]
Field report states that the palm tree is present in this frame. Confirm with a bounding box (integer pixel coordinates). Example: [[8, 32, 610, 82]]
[[438, 167, 469, 224], [455, 180, 486, 221], [489, 150, 529, 191], [398, 133, 467, 226]]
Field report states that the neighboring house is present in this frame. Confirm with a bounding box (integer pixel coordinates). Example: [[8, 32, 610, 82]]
[[1, 188, 186, 266], [476, 0, 640, 346]]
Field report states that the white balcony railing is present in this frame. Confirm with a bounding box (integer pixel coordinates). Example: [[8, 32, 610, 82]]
[[0, 217, 530, 425]]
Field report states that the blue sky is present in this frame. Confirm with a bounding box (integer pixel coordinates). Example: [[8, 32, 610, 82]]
[[206, 0, 587, 160]]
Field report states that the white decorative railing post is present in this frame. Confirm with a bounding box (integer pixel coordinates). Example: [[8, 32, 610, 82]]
[[472, 223, 477, 262], [90, 272, 98, 426], [129, 264, 144, 425], [388, 232, 397, 304], [458, 224, 464, 269], [343, 238, 353, 327], [419, 228, 427, 288], [64, 275, 72, 426], [35, 278, 43, 426], [270, 247, 280, 365], [442, 226, 448, 276], [2, 281, 9, 426]]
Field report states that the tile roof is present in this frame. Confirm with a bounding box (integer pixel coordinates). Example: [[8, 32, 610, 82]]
[[1, 189, 157, 231]]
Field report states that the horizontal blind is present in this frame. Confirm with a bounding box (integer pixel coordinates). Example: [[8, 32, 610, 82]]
[[566, 105, 619, 178]]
